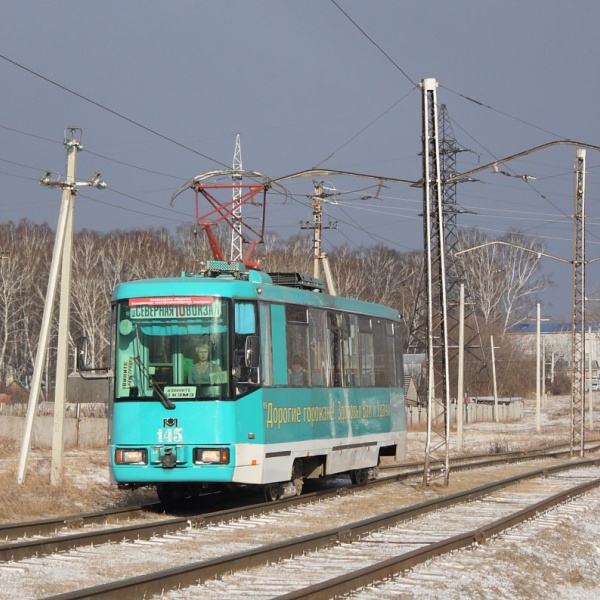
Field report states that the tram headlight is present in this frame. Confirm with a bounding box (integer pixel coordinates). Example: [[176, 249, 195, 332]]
[[115, 448, 148, 465], [194, 448, 230, 464]]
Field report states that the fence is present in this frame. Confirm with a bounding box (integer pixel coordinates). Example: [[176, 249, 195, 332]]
[[406, 399, 524, 427], [0, 402, 107, 448], [0, 399, 524, 448]]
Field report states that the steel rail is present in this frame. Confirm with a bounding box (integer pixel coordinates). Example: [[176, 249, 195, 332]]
[[42, 459, 600, 600], [280, 470, 600, 599], [3, 443, 599, 562], [0, 504, 155, 541]]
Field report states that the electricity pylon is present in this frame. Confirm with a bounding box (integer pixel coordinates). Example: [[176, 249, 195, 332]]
[[420, 78, 451, 486], [571, 149, 586, 457], [409, 87, 492, 485], [230, 134, 243, 261]]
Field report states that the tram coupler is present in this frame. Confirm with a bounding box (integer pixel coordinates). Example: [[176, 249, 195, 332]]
[[159, 448, 177, 468]]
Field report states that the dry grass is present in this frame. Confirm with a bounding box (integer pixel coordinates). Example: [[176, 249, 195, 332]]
[[0, 438, 156, 524], [0, 394, 593, 524]]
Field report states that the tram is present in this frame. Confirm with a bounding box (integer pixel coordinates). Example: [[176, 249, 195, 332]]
[[108, 261, 406, 503]]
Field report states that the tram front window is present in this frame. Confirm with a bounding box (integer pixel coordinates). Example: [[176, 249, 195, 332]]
[[114, 297, 230, 401]]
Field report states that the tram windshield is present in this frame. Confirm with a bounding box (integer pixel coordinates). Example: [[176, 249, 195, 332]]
[[114, 296, 235, 402]]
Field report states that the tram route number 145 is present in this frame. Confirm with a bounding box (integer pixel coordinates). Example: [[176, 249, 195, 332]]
[[157, 427, 184, 443]]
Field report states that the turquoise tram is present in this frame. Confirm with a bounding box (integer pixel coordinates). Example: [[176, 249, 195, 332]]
[[109, 262, 406, 503]]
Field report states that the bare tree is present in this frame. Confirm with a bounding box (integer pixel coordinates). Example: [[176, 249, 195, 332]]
[[260, 233, 313, 274], [457, 228, 550, 332], [71, 230, 112, 369]]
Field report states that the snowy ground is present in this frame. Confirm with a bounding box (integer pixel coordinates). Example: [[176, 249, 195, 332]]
[[392, 394, 600, 599], [1, 394, 600, 598]]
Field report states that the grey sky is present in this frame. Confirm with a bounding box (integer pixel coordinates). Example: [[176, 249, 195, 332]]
[[2, 1, 600, 318]]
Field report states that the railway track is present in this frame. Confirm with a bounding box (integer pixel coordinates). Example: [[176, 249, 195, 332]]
[[30, 459, 600, 599], [1, 441, 592, 559], [0, 451, 598, 599]]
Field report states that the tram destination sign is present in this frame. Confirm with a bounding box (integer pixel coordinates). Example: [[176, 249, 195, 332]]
[[129, 296, 221, 319]]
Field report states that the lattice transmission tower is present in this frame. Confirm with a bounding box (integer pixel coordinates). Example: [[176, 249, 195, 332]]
[[414, 82, 491, 486], [439, 106, 490, 400], [230, 133, 243, 261], [419, 78, 451, 485], [570, 149, 586, 457]]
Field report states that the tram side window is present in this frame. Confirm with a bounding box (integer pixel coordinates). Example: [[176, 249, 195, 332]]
[[342, 314, 359, 386], [373, 319, 389, 386], [234, 301, 259, 385], [308, 308, 328, 386], [385, 321, 398, 387], [358, 316, 374, 386], [327, 311, 344, 387], [286, 304, 309, 387], [394, 324, 404, 387]]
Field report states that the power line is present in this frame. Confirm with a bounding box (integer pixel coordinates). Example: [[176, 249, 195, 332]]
[[82, 149, 187, 181], [0, 123, 61, 145], [0, 156, 53, 173], [441, 84, 571, 140], [314, 89, 417, 168], [78, 192, 189, 224], [0, 52, 229, 169], [330, 0, 418, 88]]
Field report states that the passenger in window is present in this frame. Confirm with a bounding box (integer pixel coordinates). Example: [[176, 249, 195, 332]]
[[188, 341, 218, 384], [289, 355, 308, 387]]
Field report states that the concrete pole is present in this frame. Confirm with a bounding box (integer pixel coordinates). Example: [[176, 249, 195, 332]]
[[51, 136, 79, 485], [491, 335, 499, 423], [456, 283, 465, 450], [312, 183, 322, 280], [17, 183, 72, 484], [589, 325, 594, 430], [542, 337, 547, 409], [536, 301, 541, 433]]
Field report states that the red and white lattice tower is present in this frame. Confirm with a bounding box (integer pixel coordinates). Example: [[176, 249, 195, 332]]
[[230, 134, 243, 262]]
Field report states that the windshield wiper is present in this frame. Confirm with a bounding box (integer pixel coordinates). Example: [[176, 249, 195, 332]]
[[132, 356, 176, 410], [132, 325, 175, 410]]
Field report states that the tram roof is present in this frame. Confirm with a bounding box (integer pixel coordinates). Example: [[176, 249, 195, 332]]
[[113, 270, 400, 321]]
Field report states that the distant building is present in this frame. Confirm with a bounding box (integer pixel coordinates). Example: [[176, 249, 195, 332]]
[[5, 380, 29, 402], [506, 322, 600, 380]]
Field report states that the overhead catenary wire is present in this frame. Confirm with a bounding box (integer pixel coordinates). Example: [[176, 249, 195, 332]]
[[314, 88, 417, 168], [77, 192, 190, 225], [0, 52, 229, 170], [1, 24, 597, 266]]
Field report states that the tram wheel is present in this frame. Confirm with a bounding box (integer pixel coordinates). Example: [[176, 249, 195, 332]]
[[350, 468, 369, 485], [156, 483, 189, 508], [263, 483, 280, 502], [291, 460, 304, 496]]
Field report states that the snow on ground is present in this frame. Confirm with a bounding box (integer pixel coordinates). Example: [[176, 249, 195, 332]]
[[1, 394, 600, 598]]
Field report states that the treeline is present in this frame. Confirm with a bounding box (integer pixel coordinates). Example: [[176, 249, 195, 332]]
[[0, 220, 547, 397]]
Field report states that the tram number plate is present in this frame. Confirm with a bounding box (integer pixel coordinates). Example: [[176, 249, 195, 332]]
[[157, 427, 184, 443]]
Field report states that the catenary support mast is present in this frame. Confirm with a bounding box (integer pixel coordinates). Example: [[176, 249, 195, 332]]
[[571, 148, 586, 457], [421, 78, 451, 486]]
